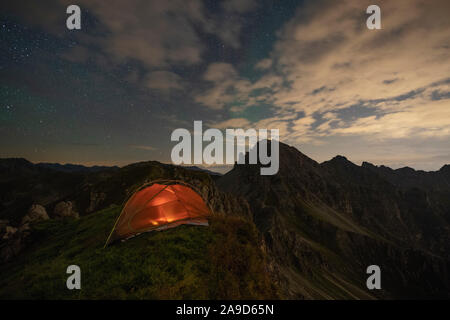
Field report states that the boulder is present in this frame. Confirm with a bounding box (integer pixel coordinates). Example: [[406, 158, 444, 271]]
[[87, 191, 106, 213], [0, 228, 23, 263], [2, 226, 18, 240], [0, 222, 33, 264], [53, 201, 79, 219], [21, 204, 49, 225]]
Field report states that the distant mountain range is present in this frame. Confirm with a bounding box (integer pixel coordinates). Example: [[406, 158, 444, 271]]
[[182, 166, 223, 176], [0, 143, 449, 299], [35, 162, 120, 173], [0, 158, 222, 175]]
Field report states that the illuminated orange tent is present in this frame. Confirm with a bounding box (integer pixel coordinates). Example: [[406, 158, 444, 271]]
[[105, 180, 212, 246]]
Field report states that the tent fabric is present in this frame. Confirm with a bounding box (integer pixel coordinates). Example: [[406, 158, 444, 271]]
[[105, 182, 211, 245]]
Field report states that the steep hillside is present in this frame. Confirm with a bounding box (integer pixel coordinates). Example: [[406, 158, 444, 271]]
[[217, 141, 450, 299], [0, 206, 277, 299], [0, 159, 278, 299]]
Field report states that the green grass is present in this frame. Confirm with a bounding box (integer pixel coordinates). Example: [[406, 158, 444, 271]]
[[0, 206, 278, 299]]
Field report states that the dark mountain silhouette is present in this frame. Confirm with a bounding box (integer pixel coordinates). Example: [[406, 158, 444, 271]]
[[0, 158, 118, 224], [217, 141, 450, 299], [0, 142, 449, 299], [182, 166, 222, 176], [36, 162, 119, 173]]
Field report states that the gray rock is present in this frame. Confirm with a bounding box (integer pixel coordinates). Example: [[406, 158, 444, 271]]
[[0, 231, 23, 263], [21, 204, 49, 225], [87, 191, 106, 213], [53, 201, 79, 219], [1, 222, 33, 264], [2, 226, 18, 240]]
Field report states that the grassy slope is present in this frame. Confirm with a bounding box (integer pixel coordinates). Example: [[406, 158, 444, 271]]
[[0, 206, 277, 299]]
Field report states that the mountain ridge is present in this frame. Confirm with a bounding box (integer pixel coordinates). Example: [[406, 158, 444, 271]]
[[217, 141, 450, 299], [1, 142, 449, 299]]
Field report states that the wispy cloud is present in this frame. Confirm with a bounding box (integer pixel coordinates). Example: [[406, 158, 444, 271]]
[[202, 0, 450, 169]]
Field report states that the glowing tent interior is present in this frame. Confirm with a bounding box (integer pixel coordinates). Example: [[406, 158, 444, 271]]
[[105, 181, 212, 246]]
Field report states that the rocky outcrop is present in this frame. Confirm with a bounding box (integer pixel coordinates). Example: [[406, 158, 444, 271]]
[[53, 201, 79, 219], [86, 191, 107, 213], [1, 204, 48, 263], [217, 141, 450, 299], [1, 202, 75, 263], [2, 225, 18, 240], [0, 219, 32, 264], [0, 204, 45, 263], [21, 204, 49, 225]]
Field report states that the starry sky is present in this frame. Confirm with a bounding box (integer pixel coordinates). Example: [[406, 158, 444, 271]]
[[1, 0, 449, 172]]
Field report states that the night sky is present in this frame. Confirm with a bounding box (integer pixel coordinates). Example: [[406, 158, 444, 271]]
[[1, 0, 449, 172]]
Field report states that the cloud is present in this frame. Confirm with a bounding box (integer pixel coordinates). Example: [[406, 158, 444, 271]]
[[255, 58, 272, 70], [331, 99, 450, 139], [81, 0, 257, 64], [5, 0, 258, 69], [4, 0, 448, 170], [214, 0, 450, 144], [267, 0, 450, 124], [65, 0, 260, 91], [195, 62, 281, 110], [80, 0, 206, 68], [200, 0, 449, 169], [195, 63, 251, 109], [211, 117, 251, 129], [145, 71, 184, 91], [203, 63, 238, 83]]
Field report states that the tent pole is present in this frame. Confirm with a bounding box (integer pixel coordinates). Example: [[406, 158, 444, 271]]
[[104, 208, 125, 248]]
